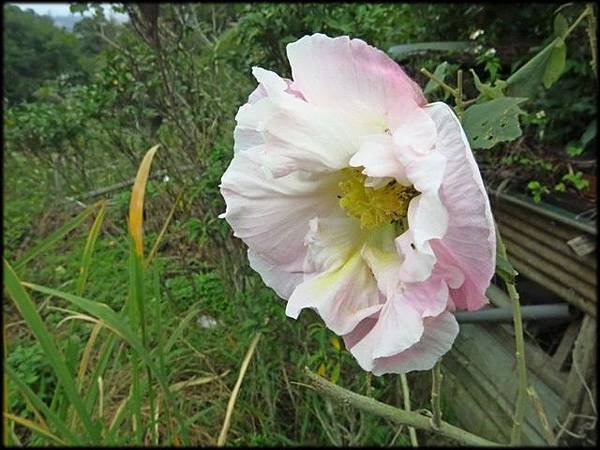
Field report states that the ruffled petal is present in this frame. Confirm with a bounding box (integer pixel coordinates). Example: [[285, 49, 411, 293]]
[[370, 312, 459, 375], [286, 216, 383, 335], [346, 296, 424, 372], [395, 192, 448, 282], [220, 147, 340, 274], [286, 34, 426, 133], [424, 102, 496, 310], [247, 250, 303, 300], [234, 68, 355, 176]]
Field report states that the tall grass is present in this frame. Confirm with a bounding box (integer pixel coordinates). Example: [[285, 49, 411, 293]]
[[4, 146, 202, 445]]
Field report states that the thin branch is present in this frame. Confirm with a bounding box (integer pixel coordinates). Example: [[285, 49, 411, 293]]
[[420, 68, 457, 97], [495, 227, 528, 445], [400, 374, 418, 446], [431, 361, 443, 430], [304, 368, 502, 447]]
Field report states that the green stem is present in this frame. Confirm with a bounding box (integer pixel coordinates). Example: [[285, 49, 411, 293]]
[[455, 69, 464, 120], [304, 368, 502, 447], [431, 361, 443, 429], [420, 67, 457, 97], [585, 4, 597, 78], [400, 374, 418, 446], [565, 5, 591, 38], [495, 227, 528, 445]]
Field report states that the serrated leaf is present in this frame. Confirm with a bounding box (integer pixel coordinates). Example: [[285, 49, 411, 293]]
[[554, 13, 569, 39], [424, 61, 449, 95], [506, 37, 561, 97], [542, 38, 566, 88], [463, 97, 527, 149]]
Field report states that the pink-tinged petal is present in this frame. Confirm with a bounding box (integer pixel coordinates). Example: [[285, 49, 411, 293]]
[[392, 105, 437, 154], [425, 102, 496, 310], [370, 312, 459, 375], [247, 68, 306, 104], [286, 34, 426, 132], [236, 80, 359, 176], [247, 250, 303, 300], [347, 296, 424, 371], [286, 251, 384, 335], [286, 216, 383, 335], [220, 147, 340, 274], [395, 193, 448, 282]]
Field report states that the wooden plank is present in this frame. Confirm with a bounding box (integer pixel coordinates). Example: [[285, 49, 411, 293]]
[[551, 321, 581, 371], [444, 323, 566, 445]]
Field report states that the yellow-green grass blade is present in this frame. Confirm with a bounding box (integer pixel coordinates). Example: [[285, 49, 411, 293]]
[[13, 201, 100, 270], [3, 412, 66, 446], [146, 190, 183, 268], [4, 365, 83, 445], [128, 144, 160, 260], [22, 281, 188, 441], [3, 259, 100, 442], [77, 201, 106, 295]]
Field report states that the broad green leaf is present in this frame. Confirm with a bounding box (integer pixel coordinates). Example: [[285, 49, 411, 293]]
[[470, 69, 507, 100], [542, 38, 566, 88], [506, 37, 562, 97], [424, 61, 449, 95], [554, 13, 569, 39], [463, 97, 527, 149], [388, 41, 470, 60]]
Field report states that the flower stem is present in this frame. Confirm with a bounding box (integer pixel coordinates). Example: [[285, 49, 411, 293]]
[[304, 367, 502, 446], [431, 361, 443, 429], [495, 227, 528, 445], [455, 69, 464, 120], [420, 67, 457, 97], [400, 374, 418, 446]]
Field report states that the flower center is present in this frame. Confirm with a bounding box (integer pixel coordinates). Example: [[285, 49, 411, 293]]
[[338, 168, 419, 231]]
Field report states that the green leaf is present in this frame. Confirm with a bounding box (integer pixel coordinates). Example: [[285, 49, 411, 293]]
[[496, 250, 517, 283], [3, 259, 100, 442], [470, 69, 507, 100], [5, 365, 83, 445], [463, 97, 527, 149], [542, 38, 566, 88], [554, 13, 569, 39], [581, 119, 597, 147], [14, 202, 99, 270], [77, 201, 106, 295], [388, 41, 470, 60], [21, 281, 188, 441], [506, 37, 562, 97], [424, 61, 449, 95]]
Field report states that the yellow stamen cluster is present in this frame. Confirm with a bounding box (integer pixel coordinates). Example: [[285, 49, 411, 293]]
[[338, 168, 418, 231]]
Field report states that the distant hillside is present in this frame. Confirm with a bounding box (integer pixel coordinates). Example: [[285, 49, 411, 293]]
[[51, 15, 81, 31]]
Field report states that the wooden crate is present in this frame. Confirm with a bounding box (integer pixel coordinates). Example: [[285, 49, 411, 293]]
[[443, 193, 597, 445]]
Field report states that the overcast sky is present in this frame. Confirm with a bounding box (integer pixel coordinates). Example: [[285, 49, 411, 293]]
[[12, 3, 128, 21]]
